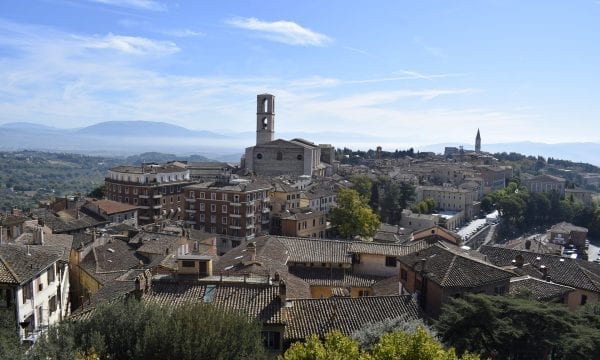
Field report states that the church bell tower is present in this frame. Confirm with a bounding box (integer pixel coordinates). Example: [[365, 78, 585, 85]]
[[256, 94, 275, 145], [475, 129, 481, 153]]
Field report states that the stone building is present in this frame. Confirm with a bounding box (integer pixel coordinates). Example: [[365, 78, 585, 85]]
[[105, 164, 193, 224], [243, 94, 332, 177], [521, 174, 566, 197]]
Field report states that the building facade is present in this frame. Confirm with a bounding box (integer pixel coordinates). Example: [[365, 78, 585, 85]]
[[184, 177, 272, 254], [105, 164, 193, 224]]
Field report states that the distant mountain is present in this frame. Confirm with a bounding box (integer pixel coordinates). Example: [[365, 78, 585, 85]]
[[0, 122, 66, 133], [124, 152, 213, 165], [76, 121, 227, 138]]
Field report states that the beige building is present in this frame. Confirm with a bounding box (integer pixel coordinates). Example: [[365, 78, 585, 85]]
[[416, 185, 478, 220], [521, 174, 566, 197], [243, 94, 331, 177]]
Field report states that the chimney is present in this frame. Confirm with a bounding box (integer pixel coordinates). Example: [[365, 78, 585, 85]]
[[420, 258, 427, 273], [278, 279, 287, 303], [515, 255, 524, 267], [525, 239, 532, 250]]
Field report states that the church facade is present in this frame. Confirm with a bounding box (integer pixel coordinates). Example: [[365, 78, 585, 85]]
[[243, 94, 332, 177]]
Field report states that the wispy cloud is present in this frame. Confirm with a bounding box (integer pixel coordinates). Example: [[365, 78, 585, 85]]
[[414, 36, 448, 59], [159, 29, 205, 38], [226, 17, 332, 46], [342, 46, 370, 56], [87, 0, 167, 12], [395, 70, 467, 80], [78, 33, 179, 55]]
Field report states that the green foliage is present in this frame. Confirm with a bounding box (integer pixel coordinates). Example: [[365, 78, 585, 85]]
[[0, 151, 122, 211], [87, 184, 106, 199], [435, 293, 600, 360], [374, 177, 415, 224], [351, 316, 435, 350], [351, 175, 373, 201], [330, 188, 381, 239], [281, 327, 478, 360], [412, 198, 435, 214], [0, 309, 26, 360], [28, 299, 266, 360]]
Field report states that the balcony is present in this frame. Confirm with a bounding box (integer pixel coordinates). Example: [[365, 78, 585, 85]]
[[262, 207, 270, 213], [245, 212, 255, 217], [229, 213, 241, 218], [229, 225, 242, 230], [230, 202, 242, 207], [153, 194, 162, 198], [185, 209, 196, 213], [139, 195, 149, 199]]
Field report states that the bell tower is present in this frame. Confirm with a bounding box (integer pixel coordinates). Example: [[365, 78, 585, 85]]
[[475, 128, 481, 153], [256, 94, 275, 145]]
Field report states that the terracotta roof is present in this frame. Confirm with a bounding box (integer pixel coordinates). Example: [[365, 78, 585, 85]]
[[144, 278, 283, 324], [479, 245, 600, 293], [89, 199, 139, 215], [284, 295, 421, 340], [348, 241, 429, 257], [80, 238, 147, 285], [509, 276, 575, 301], [288, 267, 383, 288], [0, 244, 63, 285], [134, 232, 182, 256], [277, 237, 352, 264], [549, 222, 588, 234], [398, 244, 513, 288], [184, 179, 272, 193]]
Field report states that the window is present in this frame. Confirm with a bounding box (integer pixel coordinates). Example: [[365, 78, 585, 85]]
[[222, 193, 227, 201], [47, 264, 55, 283], [134, 198, 138, 205], [182, 260, 195, 268], [199, 203, 205, 211], [358, 290, 370, 297], [211, 215, 216, 223], [262, 331, 281, 350], [297, 154, 303, 160], [222, 217, 227, 224], [494, 285, 506, 295], [276, 151, 283, 160], [199, 214, 205, 222], [581, 294, 588, 305], [22, 281, 33, 303], [400, 268, 408, 281], [0, 288, 12, 308], [199, 192, 205, 199], [385, 256, 397, 267], [211, 204, 216, 212], [256, 153, 263, 159], [211, 193, 216, 200], [49, 295, 57, 313], [133, 188, 138, 195], [222, 205, 227, 213], [124, 187, 129, 194]]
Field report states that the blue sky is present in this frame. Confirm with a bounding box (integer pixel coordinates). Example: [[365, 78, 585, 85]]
[[0, 0, 599, 149]]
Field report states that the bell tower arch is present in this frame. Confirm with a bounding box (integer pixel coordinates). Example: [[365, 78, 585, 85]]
[[256, 94, 275, 145]]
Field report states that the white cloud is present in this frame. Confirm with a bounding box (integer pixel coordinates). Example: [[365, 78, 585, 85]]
[[159, 29, 205, 38], [226, 17, 332, 46], [87, 0, 166, 12], [79, 33, 179, 55]]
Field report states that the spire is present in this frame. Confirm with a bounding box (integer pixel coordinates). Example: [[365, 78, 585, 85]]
[[475, 128, 481, 153]]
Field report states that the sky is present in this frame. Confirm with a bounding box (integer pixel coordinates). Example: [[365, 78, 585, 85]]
[[0, 0, 599, 149]]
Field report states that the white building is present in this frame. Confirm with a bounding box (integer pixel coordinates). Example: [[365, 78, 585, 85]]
[[0, 243, 70, 343]]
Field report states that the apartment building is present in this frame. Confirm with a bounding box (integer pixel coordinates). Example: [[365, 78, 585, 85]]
[[105, 164, 194, 224], [184, 176, 272, 254]]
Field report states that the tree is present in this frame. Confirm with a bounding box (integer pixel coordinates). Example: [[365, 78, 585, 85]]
[[0, 308, 26, 360], [351, 175, 373, 201], [330, 188, 380, 239], [280, 327, 478, 360], [87, 184, 106, 199], [435, 293, 597, 360], [28, 299, 266, 360]]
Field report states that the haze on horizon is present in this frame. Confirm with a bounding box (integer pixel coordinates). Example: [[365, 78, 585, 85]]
[[0, 0, 599, 148]]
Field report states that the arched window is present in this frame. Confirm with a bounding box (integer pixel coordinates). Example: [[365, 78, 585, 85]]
[[262, 117, 268, 129], [263, 98, 268, 113], [277, 151, 283, 161]]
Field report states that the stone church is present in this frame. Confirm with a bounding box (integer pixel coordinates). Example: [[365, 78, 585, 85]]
[[243, 94, 333, 177]]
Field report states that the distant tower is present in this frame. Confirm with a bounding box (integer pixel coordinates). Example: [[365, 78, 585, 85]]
[[475, 129, 481, 153], [256, 94, 275, 145]]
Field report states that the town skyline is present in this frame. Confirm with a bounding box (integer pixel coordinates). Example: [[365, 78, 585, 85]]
[[1, 1, 600, 146]]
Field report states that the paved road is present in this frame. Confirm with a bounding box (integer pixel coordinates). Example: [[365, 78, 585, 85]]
[[457, 218, 487, 240]]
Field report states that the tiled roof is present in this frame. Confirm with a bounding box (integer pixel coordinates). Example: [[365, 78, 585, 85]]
[[500, 237, 562, 254], [0, 245, 63, 285], [288, 267, 382, 288], [88, 199, 139, 215], [372, 276, 401, 296], [13, 231, 73, 261], [348, 241, 429, 257], [0, 215, 28, 226], [80, 238, 147, 285], [509, 276, 574, 301], [184, 179, 272, 193], [277, 237, 352, 264], [213, 236, 311, 299], [134, 232, 182, 256], [284, 295, 421, 340], [144, 279, 283, 324], [479, 245, 600, 293], [398, 244, 513, 288], [549, 222, 588, 234], [31, 208, 106, 233]]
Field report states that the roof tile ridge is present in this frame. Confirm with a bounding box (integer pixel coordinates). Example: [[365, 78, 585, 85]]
[[0, 251, 20, 283], [439, 253, 458, 286]]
